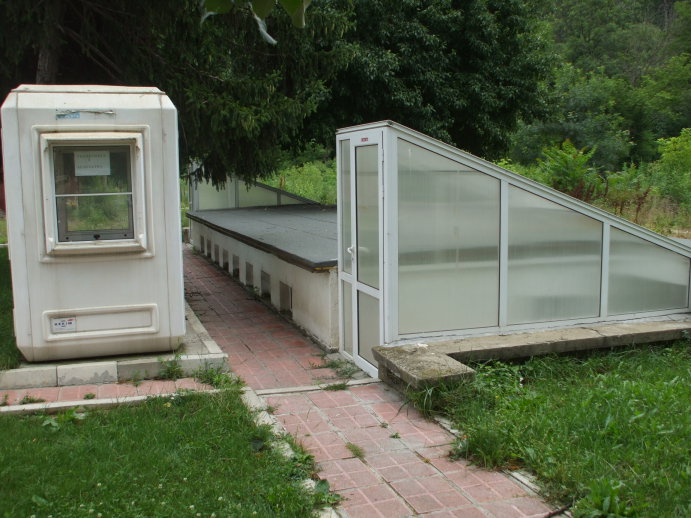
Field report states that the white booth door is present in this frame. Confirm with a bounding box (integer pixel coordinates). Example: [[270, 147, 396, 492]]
[[338, 131, 383, 378]]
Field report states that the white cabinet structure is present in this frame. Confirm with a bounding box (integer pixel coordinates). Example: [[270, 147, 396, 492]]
[[1, 85, 185, 361]]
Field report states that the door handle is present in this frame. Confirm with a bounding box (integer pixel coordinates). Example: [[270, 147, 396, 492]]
[[346, 246, 354, 256]]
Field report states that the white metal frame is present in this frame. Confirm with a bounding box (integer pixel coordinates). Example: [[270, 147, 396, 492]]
[[337, 129, 384, 378], [337, 121, 691, 364]]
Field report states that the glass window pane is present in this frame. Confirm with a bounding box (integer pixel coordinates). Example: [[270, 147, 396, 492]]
[[56, 195, 133, 241], [356, 145, 379, 288], [508, 187, 602, 324], [397, 140, 500, 333], [340, 140, 352, 274], [342, 281, 353, 355], [53, 145, 134, 242], [54, 147, 131, 195], [608, 228, 689, 314], [357, 291, 379, 367]]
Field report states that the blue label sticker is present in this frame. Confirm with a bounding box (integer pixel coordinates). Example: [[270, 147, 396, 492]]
[[56, 112, 80, 119]]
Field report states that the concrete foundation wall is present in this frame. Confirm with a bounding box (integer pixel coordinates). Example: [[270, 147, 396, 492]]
[[190, 220, 338, 350]]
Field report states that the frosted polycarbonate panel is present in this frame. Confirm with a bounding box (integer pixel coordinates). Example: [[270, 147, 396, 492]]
[[508, 187, 602, 324], [340, 140, 352, 274], [356, 145, 379, 289], [397, 140, 500, 333], [357, 292, 379, 367], [342, 281, 353, 355], [608, 228, 689, 314]]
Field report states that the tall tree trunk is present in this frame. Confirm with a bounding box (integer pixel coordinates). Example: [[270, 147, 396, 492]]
[[35, 0, 64, 84]]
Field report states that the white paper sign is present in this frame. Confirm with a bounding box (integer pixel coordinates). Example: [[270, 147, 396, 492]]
[[74, 150, 111, 176]]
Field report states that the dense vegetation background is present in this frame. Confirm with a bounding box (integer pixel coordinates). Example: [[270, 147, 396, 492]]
[[0, 0, 689, 232]]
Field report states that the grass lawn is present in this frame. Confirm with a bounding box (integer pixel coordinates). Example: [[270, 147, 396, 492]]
[[0, 388, 328, 518], [0, 247, 21, 370], [409, 343, 691, 517], [0, 217, 6, 244]]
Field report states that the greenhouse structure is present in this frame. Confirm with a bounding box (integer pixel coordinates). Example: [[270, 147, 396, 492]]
[[337, 121, 691, 377]]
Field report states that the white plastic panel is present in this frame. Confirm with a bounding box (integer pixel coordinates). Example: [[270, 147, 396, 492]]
[[397, 139, 500, 333], [355, 145, 379, 289], [357, 291, 379, 366], [508, 187, 602, 324], [608, 228, 690, 314]]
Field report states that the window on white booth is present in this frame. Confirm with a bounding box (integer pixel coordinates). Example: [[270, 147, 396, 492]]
[[53, 146, 134, 242]]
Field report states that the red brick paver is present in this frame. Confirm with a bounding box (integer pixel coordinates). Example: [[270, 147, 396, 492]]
[[0, 378, 212, 406]]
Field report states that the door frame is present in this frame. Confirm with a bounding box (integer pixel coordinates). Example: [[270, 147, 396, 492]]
[[337, 130, 383, 378]]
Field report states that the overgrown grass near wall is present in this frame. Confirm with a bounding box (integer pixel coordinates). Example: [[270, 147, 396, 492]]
[[0, 247, 21, 370], [265, 159, 337, 205], [408, 343, 691, 517], [0, 217, 7, 244]]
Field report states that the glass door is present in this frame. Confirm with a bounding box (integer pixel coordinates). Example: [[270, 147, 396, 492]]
[[338, 131, 382, 378]]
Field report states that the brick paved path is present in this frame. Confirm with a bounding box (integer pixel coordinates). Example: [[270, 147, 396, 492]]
[[0, 247, 553, 517], [184, 248, 553, 518]]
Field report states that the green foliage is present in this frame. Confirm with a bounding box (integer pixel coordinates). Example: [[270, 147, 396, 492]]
[[639, 54, 691, 138], [19, 395, 46, 405], [575, 479, 637, 518], [652, 128, 691, 209], [603, 162, 653, 222], [204, 0, 312, 29], [193, 365, 240, 389], [309, 0, 552, 159], [345, 442, 365, 460], [266, 158, 336, 204], [158, 353, 184, 381], [536, 140, 603, 202], [42, 408, 88, 431], [0, 0, 353, 186], [322, 382, 348, 391], [0, 391, 323, 516], [408, 344, 691, 516], [511, 1, 691, 176], [314, 356, 360, 378], [510, 65, 634, 170]]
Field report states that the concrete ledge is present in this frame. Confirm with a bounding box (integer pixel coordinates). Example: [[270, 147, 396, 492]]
[[0, 365, 57, 389], [435, 320, 691, 362], [57, 362, 117, 386], [375, 317, 690, 390], [0, 303, 228, 390], [373, 344, 475, 390]]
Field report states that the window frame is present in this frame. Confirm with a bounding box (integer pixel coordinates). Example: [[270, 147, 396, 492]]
[[40, 131, 149, 255]]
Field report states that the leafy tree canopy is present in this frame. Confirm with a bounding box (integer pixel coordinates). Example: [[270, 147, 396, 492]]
[[1, 0, 551, 183], [305, 0, 552, 159]]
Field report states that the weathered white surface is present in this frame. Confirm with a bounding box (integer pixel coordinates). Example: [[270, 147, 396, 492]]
[[1, 85, 185, 361]]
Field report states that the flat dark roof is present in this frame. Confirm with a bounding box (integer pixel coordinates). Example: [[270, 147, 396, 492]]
[[187, 205, 337, 271]]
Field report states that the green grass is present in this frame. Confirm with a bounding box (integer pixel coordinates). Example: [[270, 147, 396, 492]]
[[0, 217, 6, 244], [0, 247, 21, 370], [0, 389, 326, 517], [408, 343, 691, 517]]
